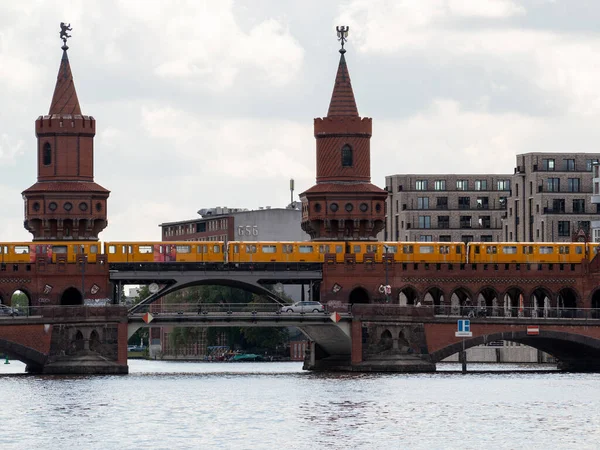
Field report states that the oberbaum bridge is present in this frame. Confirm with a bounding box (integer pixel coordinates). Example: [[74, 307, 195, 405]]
[[3, 25, 600, 375]]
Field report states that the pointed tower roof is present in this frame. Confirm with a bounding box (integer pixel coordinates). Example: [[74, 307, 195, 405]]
[[49, 48, 82, 115], [326, 50, 359, 117]]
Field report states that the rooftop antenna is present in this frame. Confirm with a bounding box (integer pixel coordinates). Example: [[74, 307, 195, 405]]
[[290, 178, 295, 207]]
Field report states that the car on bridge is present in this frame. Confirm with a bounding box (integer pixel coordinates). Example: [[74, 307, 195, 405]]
[[280, 301, 325, 313], [0, 305, 19, 316]]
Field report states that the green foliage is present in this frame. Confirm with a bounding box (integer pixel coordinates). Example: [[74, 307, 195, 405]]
[[128, 327, 149, 346], [11, 292, 29, 309]]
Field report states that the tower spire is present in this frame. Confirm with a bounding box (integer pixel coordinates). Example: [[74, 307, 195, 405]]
[[327, 26, 358, 117], [49, 23, 81, 115]]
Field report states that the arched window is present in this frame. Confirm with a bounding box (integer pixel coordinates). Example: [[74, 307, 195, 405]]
[[341, 144, 353, 167], [43, 143, 52, 166]]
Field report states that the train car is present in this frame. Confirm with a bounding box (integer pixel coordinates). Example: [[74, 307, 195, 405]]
[[468, 242, 586, 264], [0, 241, 101, 264], [375, 242, 465, 264], [105, 241, 226, 264], [228, 241, 326, 264], [588, 243, 600, 261]]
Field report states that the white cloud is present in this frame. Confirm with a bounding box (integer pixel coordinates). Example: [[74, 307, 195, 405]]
[[0, 134, 24, 166]]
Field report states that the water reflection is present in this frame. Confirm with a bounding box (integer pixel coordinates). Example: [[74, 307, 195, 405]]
[[0, 361, 598, 450]]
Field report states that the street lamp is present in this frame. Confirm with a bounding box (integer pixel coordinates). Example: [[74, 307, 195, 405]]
[[80, 250, 87, 304], [383, 245, 390, 303]]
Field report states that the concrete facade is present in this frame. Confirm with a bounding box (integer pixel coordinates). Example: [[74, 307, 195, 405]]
[[385, 152, 600, 243]]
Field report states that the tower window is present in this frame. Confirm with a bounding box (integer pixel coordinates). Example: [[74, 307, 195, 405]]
[[341, 144, 353, 167], [43, 143, 52, 166]]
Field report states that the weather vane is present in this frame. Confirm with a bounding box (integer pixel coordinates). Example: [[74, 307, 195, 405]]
[[60, 22, 72, 50], [336, 25, 349, 53]]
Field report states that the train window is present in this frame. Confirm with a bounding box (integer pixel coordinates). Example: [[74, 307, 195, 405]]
[[474, 246, 480, 254], [336, 245, 344, 253], [439, 246, 450, 254], [419, 246, 434, 254], [486, 246, 497, 254], [213, 245, 220, 253], [108, 245, 116, 254], [262, 245, 276, 254], [176, 245, 191, 253], [232, 244, 239, 254], [90, 245, 98, 254], [138, 246, 153, 254], [246, 245, 257, 253], [319, 245, 330, 253], [14, 246, 29, 254], [384, 246, 398, 253], [539, 246, 554, 254], [299, 245, 313, 253], [353, 245, 362, 253], [403, 245, 413, 254], [502, 246, 517, 254], [523, 246, 533, 254], [559, 246, 569, 254], [576, 246, 583, 254], [366, 245, 378, 253], [283, 244, 293, 253], [456, 246, 462, 254], [52, 246, 67, 254]]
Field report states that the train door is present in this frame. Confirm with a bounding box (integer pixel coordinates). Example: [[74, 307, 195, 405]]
[[0, 245, 6, 264], [229, 243, 240, 264]]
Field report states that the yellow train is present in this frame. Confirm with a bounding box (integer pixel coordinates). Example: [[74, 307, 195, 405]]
[[0, 240, 596, 266]]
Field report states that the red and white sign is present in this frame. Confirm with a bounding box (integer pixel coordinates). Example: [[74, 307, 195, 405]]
[[330, 312, 341, 323], [527, 326, 539, 336], [143, 312, 154, 324]]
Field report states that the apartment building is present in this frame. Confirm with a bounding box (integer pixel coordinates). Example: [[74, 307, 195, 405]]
[[385, 153, 600, 243], [384, 174, 511, 242]]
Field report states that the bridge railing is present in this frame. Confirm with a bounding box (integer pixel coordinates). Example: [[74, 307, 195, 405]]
[[130, 302, 332, 316], [0, 305, 128, 320]]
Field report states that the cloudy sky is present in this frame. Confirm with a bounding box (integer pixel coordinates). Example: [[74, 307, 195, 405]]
[[1, 0, 600, 241]]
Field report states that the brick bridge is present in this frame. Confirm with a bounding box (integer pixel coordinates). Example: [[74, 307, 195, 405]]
[[2, 257, 600, 373]]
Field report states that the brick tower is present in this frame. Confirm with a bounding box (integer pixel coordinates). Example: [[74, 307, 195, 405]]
[[300, 29, 387, 240], [22, 33, 109, 241]]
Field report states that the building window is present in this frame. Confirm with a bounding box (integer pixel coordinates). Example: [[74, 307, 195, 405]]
[[564, 159, 575, 171], [434, 180, 446, 191], [360, 203, 368, 212], [43, 142, 52, 166], [416, 180, 428, 190], [497, 180, 510, 191], [568, 178, 580, 193], [474, 180, 487, 191], [573, 199, 585, 214], [499, 197, 507, 209], [64, 202, 72, 211], [478, 216, 491, 229], [439, 235, 451, 242], [438, 216, 449, 229], [341, 144, 353, 167], [558, 221, 570, 237], [481, 235, 493, 242], [547, 178, 560, 192], [460, 216, 472, 228], [436, 197, 448, 210], [476, 197, 489, 209], [330, 203, 339, 212], [345, 203, 353, 212], [418, 216, 431, 229], [577, 221, 591, 234], [552, 199, 565, 213], [542, 158, 555, 171], [462, 235, 474, 243], [458, 197, 470, 210], [417, 197, 429, 209], [419, 235, 433, 242], [456, 180, 468, 191], [586, 159, 599, 171]]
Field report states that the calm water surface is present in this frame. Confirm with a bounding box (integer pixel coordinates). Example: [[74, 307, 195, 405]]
[[0, 360, 598, 450]]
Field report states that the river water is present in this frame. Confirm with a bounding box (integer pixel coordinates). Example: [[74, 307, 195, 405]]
[[0, 360, 598, 450]]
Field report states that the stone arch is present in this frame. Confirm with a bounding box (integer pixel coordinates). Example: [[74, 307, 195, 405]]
[[476, 287, 498, 316], [424, 287, 444, 314], [530, 286, 553, 318], [450, 287, 473, 316], [10, 289, 31, 313], [349, 286, 370, 305], [398, 330, 410, 348], [398, 285, 418, 306], [72, 330, 84, 353], [61, 287, 83, 306], [592, 289, 600, 318], [0, 338, 47, 372], [502, 286, 525, 317], [89, 329, 100, 352], [558, 287, 579, 317], [380, 329, 393, 350]]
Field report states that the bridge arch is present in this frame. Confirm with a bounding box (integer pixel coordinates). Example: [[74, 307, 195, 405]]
[[501, 286, 525, 317], [61, 287, 83, 306], [380, 329, 393, 350], [530, 286, 553, 316], [398, 285, 418, 306], [424, 286, 444, 308], [476, 286, 498, 315], [430, 330, 600, 370], [0, 338, 47, 372], [558, 287, 579, 309], [449, 287, 473, 315], [591, 289, 600, 318], [349, 286, 369, 305]]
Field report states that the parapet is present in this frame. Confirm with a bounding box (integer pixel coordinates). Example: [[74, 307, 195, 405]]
[[35, 114, 96, 136], [314, 116, 372, 137]]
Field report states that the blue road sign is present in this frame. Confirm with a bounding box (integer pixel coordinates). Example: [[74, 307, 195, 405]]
[[458, 319, 470, 333]]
